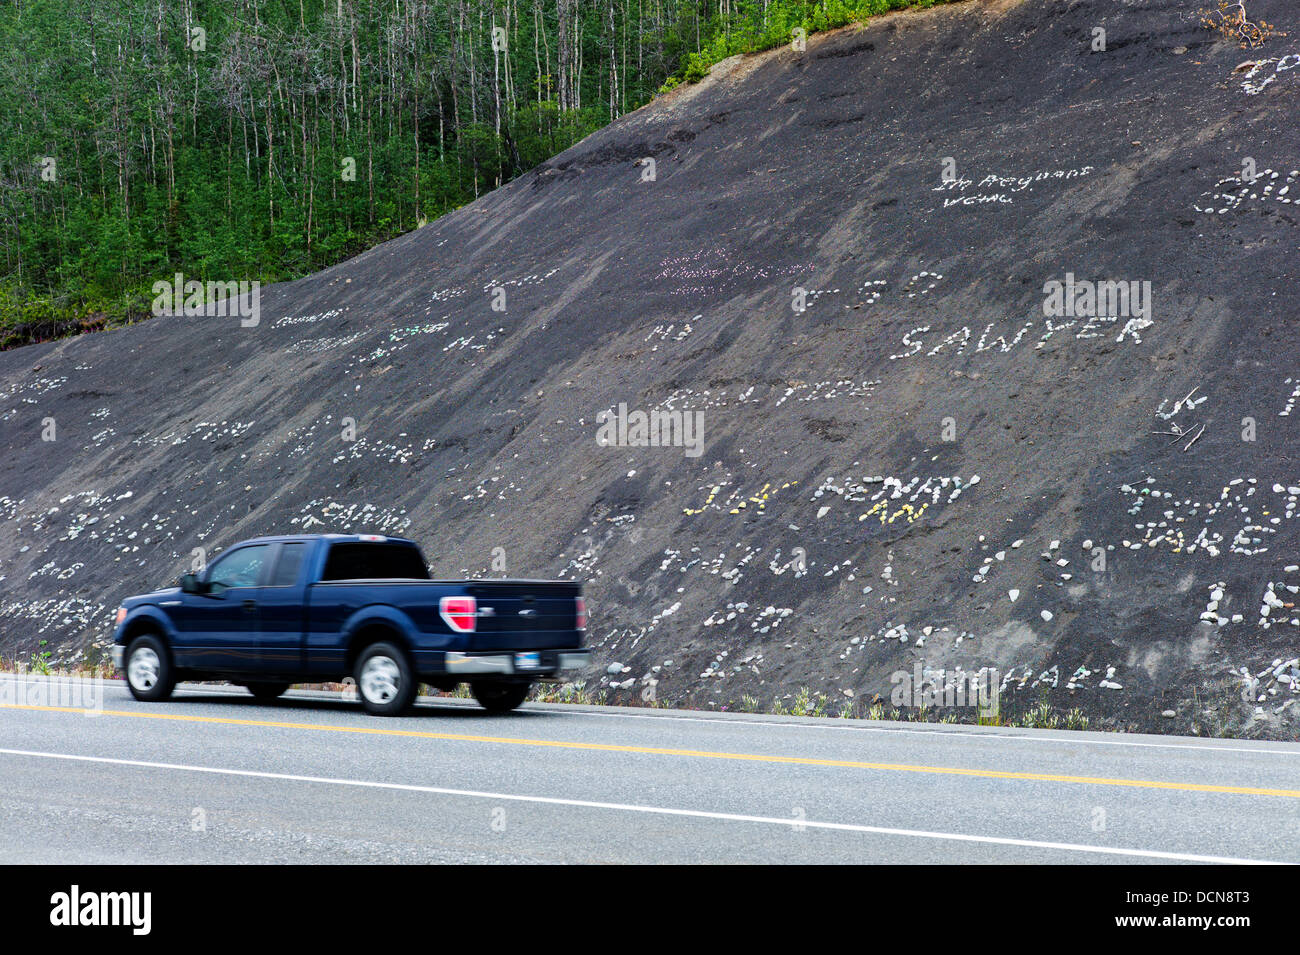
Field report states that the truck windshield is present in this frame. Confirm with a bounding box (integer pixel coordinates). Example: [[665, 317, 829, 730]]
[[321, 543, 430, 580]]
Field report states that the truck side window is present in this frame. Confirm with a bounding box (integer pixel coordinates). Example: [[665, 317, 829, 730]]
[[269, 542, 307, 587], [205, 545, 269, 592]]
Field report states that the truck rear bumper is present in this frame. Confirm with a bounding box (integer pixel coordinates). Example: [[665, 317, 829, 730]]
[[443, 648, 590, 676]]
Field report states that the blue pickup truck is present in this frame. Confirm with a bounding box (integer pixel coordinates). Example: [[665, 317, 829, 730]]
[[110, 534, 588, 715]]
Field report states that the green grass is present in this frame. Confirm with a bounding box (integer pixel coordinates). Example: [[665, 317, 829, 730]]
[[659, 0, 961, 93]]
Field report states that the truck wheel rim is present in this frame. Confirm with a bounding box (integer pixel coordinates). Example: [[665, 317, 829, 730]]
[[360, 656, 400, 703], [128, 648, 160, 691]]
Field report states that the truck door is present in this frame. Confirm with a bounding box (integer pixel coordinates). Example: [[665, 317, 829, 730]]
[[256, 541, 309, 673], [174, 544, 269, 670]]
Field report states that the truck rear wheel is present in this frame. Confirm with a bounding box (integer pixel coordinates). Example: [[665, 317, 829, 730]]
[[355, 641, 416, 716], [472, 680, 531, 714], [124, 634, 176, 702]]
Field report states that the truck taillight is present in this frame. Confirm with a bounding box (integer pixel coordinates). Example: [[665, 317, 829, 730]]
[[575, 596, 587, 631], [440, 596, 477, 633], [115, 607, 127, 625]]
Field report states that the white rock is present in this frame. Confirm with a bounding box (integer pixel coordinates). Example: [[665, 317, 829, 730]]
[[1008, 589, 1020, 602]]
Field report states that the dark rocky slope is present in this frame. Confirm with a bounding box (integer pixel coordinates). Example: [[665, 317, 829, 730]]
[[3, 0, 1299, 735]]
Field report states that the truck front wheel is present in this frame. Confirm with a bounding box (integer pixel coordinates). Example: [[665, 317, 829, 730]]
[[124, 634, 176, 702], [354, 641, 417, 716], [472, 680, 531, 714]]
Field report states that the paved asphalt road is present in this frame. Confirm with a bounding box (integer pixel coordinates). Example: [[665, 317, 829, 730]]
[[1, 678, 1298, 864]]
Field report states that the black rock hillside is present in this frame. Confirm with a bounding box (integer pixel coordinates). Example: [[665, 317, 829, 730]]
[[3, 0, 1299, 734]]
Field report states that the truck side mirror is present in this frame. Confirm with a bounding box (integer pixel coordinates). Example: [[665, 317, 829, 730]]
[[179, 573, 203, 594]]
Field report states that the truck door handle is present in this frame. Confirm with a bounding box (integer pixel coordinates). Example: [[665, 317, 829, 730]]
[[242, 599, 257, 612]]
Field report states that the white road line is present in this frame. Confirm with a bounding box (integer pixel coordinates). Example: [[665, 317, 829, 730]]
[[0, 747, 1284, 865]]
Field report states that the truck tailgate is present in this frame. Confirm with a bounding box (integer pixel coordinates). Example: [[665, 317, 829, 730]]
[[465, 580, 583, 650]]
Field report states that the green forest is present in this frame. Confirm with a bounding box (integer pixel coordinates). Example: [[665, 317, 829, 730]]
[[0, 0, 947, 348]]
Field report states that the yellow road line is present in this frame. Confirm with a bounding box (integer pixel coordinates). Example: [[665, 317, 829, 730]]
[[5, 702, 1298, 799]]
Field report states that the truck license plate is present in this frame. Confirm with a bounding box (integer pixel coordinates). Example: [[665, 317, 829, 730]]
[[515, 652, 542, 670]]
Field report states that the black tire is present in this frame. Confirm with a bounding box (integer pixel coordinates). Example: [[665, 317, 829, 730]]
[[124, 634, 176, 702], [472, 680, 531, 714], [247, 682, 290, 701], [354, 641, 417, 716]]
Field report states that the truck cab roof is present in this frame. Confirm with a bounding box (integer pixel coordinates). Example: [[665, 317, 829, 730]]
[[235, 533, 418, 546]]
